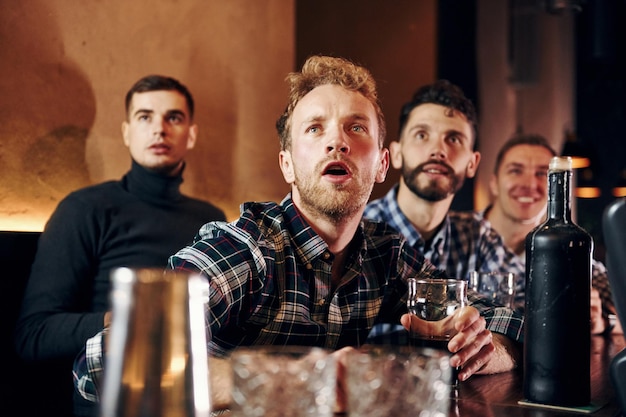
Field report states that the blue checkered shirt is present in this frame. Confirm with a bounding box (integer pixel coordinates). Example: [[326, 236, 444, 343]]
[[364, 186, 526, 308], [73, 194, 524, 401]]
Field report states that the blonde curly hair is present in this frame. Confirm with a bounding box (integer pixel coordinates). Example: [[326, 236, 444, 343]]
[[276, 55, 386, 151]]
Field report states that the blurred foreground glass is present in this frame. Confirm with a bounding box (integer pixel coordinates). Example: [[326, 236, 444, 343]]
[[469, 271, 516, 309], [230, 346, 336, 417], [101, 267, 211, 417], [346, 346, 450, 417], [407, 278, 467, 386]]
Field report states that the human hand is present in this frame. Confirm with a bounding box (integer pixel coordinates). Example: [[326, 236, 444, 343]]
[[590, 288, 605, 334], [401, 305, 495, 382], [332, 345, 356, 414], [104, 311, 112, 328]]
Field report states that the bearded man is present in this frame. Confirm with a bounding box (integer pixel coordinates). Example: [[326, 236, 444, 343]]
[[364, 80, 524, 291]]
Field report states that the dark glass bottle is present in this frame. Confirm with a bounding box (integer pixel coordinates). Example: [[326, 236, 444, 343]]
[[523, 156, 592, 406]]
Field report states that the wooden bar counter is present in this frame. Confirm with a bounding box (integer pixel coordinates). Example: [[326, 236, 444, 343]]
[[451, 334, 625, 417], [213, 334, 625, 417]]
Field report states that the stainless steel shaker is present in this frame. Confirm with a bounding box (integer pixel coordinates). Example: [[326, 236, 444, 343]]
[[101, 267, 211, 417]]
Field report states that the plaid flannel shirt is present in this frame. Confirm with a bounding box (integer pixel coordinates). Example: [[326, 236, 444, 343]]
[[364, 185, 527, 309], [73, 194, 524, 401]]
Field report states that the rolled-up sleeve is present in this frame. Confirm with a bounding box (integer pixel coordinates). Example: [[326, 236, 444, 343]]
[[73, 328, 107, 402]]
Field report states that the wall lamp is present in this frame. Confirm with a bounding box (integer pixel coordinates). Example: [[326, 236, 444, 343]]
[[575, 167, 602, 199], [561, 131, 601, 198], [613, 169, 626, 198], [561, 131, 592, 169]]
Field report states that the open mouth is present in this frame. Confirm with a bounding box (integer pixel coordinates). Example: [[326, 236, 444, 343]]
[[420, 163, 451, 175], [323, 162, 350, 176]]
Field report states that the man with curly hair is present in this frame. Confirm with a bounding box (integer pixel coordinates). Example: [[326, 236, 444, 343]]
[[74, 56, 523, 413]]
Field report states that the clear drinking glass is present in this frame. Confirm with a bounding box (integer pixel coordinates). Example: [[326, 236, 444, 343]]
[[469, 271, 516, 309], [230, 346, 336, 417], [346, 346, 451, 417], [406, 278, 468, 386]]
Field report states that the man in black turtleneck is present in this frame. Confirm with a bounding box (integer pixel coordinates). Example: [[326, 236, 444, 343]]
[[14, 75, 226, 417]]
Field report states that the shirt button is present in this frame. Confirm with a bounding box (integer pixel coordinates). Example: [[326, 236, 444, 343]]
[[323, 252, 331, 260], [306, 263, 313, 270], [318, 299, 325, 305]]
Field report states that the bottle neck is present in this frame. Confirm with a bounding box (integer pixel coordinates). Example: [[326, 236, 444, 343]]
[[547, 170, 573, 222]]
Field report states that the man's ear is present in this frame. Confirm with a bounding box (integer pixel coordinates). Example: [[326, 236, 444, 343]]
[[388, 140, 403, 170], [465, 151, 481, 178], [375, 148, 390, 183], [489, 173, 499, 197], [121, 121, 130, 147], [279, 150, 295, 184], [186, 124, 198, 150]]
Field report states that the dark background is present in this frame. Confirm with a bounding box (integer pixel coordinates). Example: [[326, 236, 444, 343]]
[[574, 0, 626, 261], [297, 0, 626, 261]]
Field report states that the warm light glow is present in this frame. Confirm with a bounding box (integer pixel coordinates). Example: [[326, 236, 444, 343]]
[[613, 187, 626, 198], [0, 217, 46, 232], [575, 187, 601, 199], [570, 156, 591, 169]]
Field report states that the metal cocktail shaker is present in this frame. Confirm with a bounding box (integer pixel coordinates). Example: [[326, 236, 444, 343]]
[[101, 267, 211, 417]]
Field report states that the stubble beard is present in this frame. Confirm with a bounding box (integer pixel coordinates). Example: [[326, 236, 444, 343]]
[[293, 165, 374, 224]]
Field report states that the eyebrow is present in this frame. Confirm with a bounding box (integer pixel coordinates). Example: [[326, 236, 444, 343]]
[[407, 123, 468, 139], [132, 109, 187, 119], [132, 108, 153, 117], [503, 162, 550, 173], [346, 113, 372, 123], [299, 112, 372, 126]]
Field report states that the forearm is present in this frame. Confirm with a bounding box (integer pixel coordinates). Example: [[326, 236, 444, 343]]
[[16, 310, 106, 361], [477, 332, 520, 375]]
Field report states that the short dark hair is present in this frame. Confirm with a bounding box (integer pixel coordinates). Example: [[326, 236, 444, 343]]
[[125, 75, 195, 120], [493, 133, 557, 174], [398, 79, 477, 145]]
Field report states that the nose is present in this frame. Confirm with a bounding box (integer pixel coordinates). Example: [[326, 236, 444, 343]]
[[428, 137, 447, 160], [517, 171, 542, 192], [326, 127, 350, 154], [527, 173, 543, 190], [152, 116, 166, 138]]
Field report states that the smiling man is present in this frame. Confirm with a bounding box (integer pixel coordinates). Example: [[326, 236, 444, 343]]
[[482, 133, 619, 334], [483, 133, 555, 256], [15, 75, 225, 417]]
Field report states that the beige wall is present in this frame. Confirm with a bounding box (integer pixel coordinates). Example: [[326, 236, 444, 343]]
[[0, 0, 293, 230], [4, 1, 575, 232]]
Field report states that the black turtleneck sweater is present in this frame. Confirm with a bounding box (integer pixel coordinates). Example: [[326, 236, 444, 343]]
[[15, 160, 226, 362]]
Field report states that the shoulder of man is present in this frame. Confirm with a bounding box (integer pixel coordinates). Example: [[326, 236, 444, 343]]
[[195, 201, 283, 244], [363, 197, 387, 220], [47, 180, 125, 219], [178, 195, 227, 221]]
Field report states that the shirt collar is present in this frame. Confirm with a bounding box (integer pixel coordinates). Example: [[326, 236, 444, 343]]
[[278, 194, 368, 268], [379, 185, 425, 247]]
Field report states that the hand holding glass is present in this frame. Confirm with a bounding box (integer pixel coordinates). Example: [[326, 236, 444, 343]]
[[406, 278, 468, 385]]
